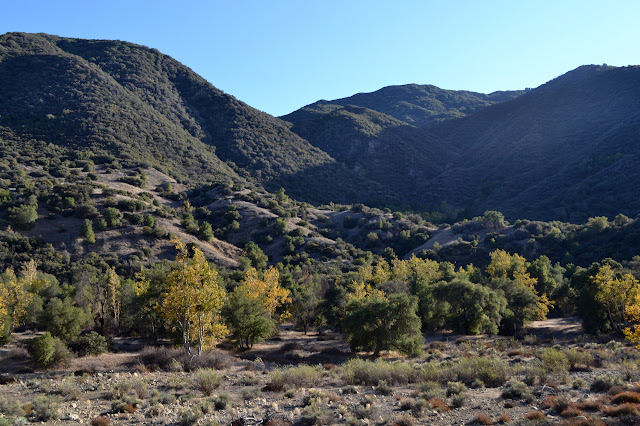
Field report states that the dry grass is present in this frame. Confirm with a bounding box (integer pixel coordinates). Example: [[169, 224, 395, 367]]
[[524, 410, 546, 420], [602, 402, 640, 417], [611, 391, 640, 404], [470, 413, 493, 425]]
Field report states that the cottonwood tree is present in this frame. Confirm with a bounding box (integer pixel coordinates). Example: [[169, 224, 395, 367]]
[[240, 266, 291, 320], [0, 268, 34, 338], [342, 281, 422, 356], [223, 266, 291, 348], [160, 238, 227, 357], [593, 264, 638, 332]]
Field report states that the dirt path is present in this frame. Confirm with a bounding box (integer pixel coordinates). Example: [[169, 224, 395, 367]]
[[521, 317, 585, 340], [403, 227, 455, 258]]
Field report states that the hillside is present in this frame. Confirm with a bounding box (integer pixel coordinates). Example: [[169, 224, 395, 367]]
[[0, 32, 338, 188], [433, 65, 640, 221], [285, 65, 640, 221]]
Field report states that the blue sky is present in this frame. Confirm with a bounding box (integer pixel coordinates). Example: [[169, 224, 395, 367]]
[[2, 1, 639, 116]]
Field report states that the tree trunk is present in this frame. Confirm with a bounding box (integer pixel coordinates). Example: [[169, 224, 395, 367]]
[[183, 318, 191, 357]]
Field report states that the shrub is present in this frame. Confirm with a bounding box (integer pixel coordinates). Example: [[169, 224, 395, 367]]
[[419, 381, 442, 399], [495, 414, 511, 424], [57, 378, 81, 401], [339, 359, 418, 386], [450, 356, 509, 387], [30, 332, 73, 368], [565, 348, 595, 370], [451, 393, 467, 408], [374, 379, 393, 395], [538, 347, 570, 376], [501, 380, 534, 403], [139, 346, 183, 370], [398, 398, 415, 411], [30, 396, 59, 422], [212, 393, 230, 410], [90, 416, 110, 426], [602, 403, 640, 417], [193, 368, 223, 396], [524, 410, 546, 420], [392, 414, 416, 426], [343, 294, 423, 357], [575, 399, 603, 412], [300, 397, 334, 425], [242, 387, 261, 400], [611, 391, 640, 404], [428, 398, 450, 413], [0, 396, 25, 416], [446, 381, 467, 396], [590, 375, 623, 392], [185, 350, 234, 371], [471, 414, 494, 425], [72, 332, 108, 356], [269, 364, 323, 390], [559, 406, 582, 418]]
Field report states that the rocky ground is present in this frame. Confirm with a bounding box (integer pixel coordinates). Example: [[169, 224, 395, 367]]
[[1, 321, 640, 425]]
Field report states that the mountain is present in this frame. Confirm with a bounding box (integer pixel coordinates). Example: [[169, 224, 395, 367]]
[[2, 32, 640, 224], [279, 84, 525, 211], [285, 65, 640, 221], [431, 65, 640, 221], [0, 32, 335, 187]]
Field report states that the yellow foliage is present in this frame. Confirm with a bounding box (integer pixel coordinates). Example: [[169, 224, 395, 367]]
[[0, 284, 7, 337], [1, 267, 34, 334], [623, 276, 640, 348], [487, 250, 552, 320], [487, 249, 528, 279], [238, 266, 291, 320], [406, 256, 441, 283], [20, 260, 46, 293], [593, 264, 638, 332], [161, 238, 227, 354], [347, 280, 385, 302], [535, 294, 555, 320]]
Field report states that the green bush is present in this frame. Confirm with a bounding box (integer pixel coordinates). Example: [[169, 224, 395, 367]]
[[538, 347, 570, 376], [42, 297, 92, 342], [339, 359, 418, 386], [30, 396, 60, 421], [269, 365, 324, 390], [72, 332, 109, 356], [449, 356, 509, 387], [193, 368, 223, 396], [30, 332, 72, 368], [446, 381, 467, 397], [501, 380, 534, 403], [222, 290, 274, 349], [343, 294, 423, 357], [8, 204, 38, 228]]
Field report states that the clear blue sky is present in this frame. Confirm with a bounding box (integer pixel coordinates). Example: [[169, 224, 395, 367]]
[[2, 1, 638, 116]]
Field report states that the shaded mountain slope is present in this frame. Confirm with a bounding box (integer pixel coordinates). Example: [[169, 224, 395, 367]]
[[432, 65, 640, 221], [282, 104, 450, 207]]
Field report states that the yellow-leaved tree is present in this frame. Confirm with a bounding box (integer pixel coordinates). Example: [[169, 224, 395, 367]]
[[623, 276, 640, 348], [1, 267, 34, 338], [160, 238, 227, 357], [591, 264, 639, 332], [486, 249, 553, 320], [0, 283, 7, 339], [240, 266, 291, 320]]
